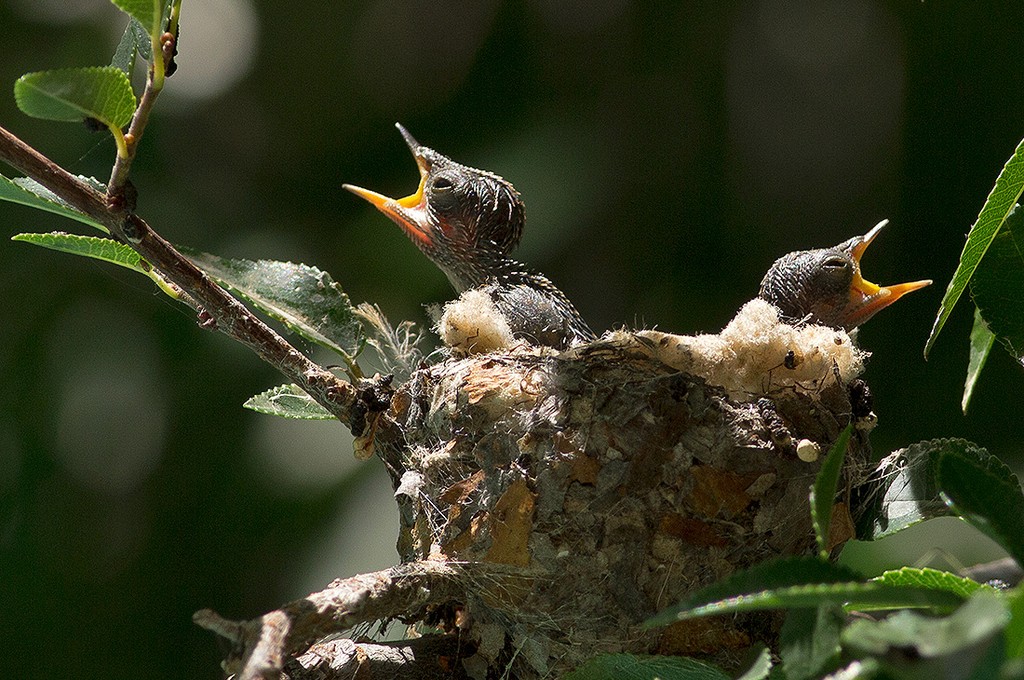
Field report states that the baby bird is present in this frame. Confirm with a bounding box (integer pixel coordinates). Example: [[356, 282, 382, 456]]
[[759, 220, 932, 331], [345, 124, 595, 349]]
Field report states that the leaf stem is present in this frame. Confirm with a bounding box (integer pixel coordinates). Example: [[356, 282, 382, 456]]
[[109, 124, 129, 159]]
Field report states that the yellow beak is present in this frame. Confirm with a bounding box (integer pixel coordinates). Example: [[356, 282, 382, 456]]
[[343, 124, 433, 245], [847, 219, 932, 324]]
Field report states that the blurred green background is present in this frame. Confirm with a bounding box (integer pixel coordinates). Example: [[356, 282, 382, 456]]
[[1, 1, 1022, 677]]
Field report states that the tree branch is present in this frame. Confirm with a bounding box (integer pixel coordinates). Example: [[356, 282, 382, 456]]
[[0, 124, 358, 423], [193, 560, 488, 680]]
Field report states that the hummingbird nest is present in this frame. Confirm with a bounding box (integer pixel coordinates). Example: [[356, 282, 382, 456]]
[[356, 298, 872, 678]]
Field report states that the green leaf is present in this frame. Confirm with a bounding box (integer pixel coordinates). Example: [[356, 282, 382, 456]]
[[15, 67, 137, 129], [186, 251, 364, 361], [243, 384, 334, 420], [926, 136, 1024, 357], [963, 307, 996, 413], [935, 445, 1024, 566], [563, 654, 729, 680], [853, 438, 1002, 542], [842, 591, 1009, 673], [0, 174, 107, 232], [970, 203, 1024, 365], [12, 232, 146, 273], [110, 0, 166, 36], [645, 557, 964, 627], [855, 438, 1024, 560], [735, 646, 773, 680], [853, 440, 947, 541], [811, 425, 851, 557], [111, 18, 152, 73], [17, 174, 107, 196], [646, 557, 861, 626], [779, 606, 843, 680], [12, 232, 181, 300], [872, 568, 997, 599], [1005, 588, 1024, 659]]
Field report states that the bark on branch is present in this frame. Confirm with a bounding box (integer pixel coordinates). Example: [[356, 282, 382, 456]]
[[194, 560, 518, 680]]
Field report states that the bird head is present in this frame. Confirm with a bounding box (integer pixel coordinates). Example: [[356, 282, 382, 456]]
[[758, 220, 932, 330], [344, 124, 525, 291]]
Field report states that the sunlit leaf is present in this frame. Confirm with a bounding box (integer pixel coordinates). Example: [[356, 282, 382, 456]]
[[12, 232, 145, 273], [0, 174, 107, 232], [110, 0, 166, 36], [15, 67, 136, 129], [872, 567, 997, 599], [645, 557, 963, 627], [11, 232, 181, 300], [243, 384, 333, 420], [970, 203, 1024, 365], [185, 251, 364, 361], [926, 136, 1024, 357], [963, 307, 995, 413], [811, 425, 851, 557]]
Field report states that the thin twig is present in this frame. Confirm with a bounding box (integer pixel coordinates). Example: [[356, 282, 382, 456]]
[[106, 26, 174, 198], [0, 124, 357, 423]]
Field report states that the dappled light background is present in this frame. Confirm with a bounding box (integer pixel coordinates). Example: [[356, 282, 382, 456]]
[[2, 2, 1023, 677]]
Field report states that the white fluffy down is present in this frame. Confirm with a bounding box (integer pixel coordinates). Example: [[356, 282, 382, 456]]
[[632, 299, 867, 400], [436, 289, 515, 354]]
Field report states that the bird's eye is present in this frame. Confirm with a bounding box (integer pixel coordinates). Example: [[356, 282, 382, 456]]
[[428, 176, 460, 217], [823, 257, 849, 269]]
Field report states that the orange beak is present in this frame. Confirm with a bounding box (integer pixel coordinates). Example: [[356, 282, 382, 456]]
[[343, 123, 433, 245], [846, 219, 932, 326]]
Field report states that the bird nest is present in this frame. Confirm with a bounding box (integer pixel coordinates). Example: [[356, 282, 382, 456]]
[[196, 301, 876, 679], [361, 300, 873, 677]]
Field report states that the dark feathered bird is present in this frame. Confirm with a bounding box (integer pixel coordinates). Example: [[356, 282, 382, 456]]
[[758, 220, 931, 331], [345, 124, 595, 349]]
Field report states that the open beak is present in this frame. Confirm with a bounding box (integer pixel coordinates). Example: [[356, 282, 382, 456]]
[[846, 219, 932, 326], [343, 123, 433, 245]]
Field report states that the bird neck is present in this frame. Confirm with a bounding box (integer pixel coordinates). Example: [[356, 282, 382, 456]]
[[443, 253, 534, 293]]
